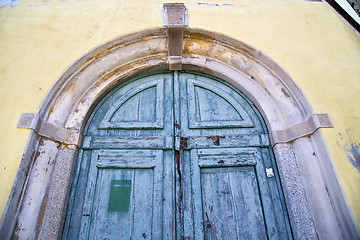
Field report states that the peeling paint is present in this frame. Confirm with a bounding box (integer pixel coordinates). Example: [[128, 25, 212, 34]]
[[337, 129, 360, 179], [196, 3, 233, 7], [345, 144, 360, 174], [281, 88, 290, 98], [13, 139, 59, 239], [0, 0, 9, 8], [11, 0, 18, 7], [197, 3, 219, 7], [0, 0, 18, 8]]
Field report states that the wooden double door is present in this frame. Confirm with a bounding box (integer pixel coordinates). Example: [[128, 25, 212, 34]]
[[63, 72, 292, 239]]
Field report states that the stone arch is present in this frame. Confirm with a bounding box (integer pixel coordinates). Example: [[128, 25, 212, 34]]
[[1, 28, 357, 239]]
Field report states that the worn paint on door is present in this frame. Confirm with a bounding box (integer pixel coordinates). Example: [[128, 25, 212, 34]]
[[62, 72, 292, 239]]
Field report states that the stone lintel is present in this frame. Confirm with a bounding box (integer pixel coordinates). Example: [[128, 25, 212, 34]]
[[270, 113, 333, 146], [17, 113, 81, 146]]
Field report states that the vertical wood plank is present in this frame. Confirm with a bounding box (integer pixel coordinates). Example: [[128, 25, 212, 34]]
[[181, 150, 195, 239], [62, 149, 86, 240], [190, 149, 205, 240], [138, 86, 156, 123], [152, 150, 164, 239], [78, 150, 100, 240], [229, 168, 267, 239], [259, 147, 293, 239], [162, 150, 175, 239], [132, 169, 154, 240]]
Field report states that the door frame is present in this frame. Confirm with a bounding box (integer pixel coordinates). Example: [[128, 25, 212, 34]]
[[1, 28, 358, 239]]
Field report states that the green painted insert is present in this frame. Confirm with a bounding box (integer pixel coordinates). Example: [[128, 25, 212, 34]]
[[108, 180, 131, 212]]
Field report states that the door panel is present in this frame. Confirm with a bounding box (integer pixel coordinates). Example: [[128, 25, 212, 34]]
[[99, 79, 164, 129], [201, 167, 266, 239], [175, 72, 291, 240], [63, 71, 292, 240], [86, 74, 173, 137], [178, 73, 262, 138], [80, 150, 164, 240], [90, 169, 154, 239], [189, 148, 267, 240], [187, 78, 254, 129]]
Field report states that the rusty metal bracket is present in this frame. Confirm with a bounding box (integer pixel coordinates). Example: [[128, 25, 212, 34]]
[[270, 113, 333, 146], [162, 3, 188, 70], [17, 113, 81, 146]]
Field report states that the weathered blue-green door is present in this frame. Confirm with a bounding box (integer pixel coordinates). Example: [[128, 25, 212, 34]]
[[63, 72, 292, 239]]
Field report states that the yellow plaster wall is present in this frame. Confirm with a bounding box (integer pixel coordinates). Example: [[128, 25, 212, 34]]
[[0, 0, 359, 228]]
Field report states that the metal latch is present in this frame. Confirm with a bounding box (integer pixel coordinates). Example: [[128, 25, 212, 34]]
[[175, 136, 187, 150], [175, 136, 181, 150], [266, 168, 274, 178]]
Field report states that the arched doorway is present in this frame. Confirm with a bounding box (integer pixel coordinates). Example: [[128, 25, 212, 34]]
[[62, 71, 292, 239], [2, 28, 354, 240]]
